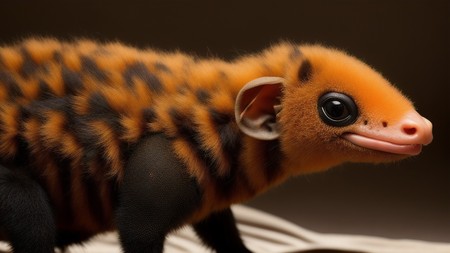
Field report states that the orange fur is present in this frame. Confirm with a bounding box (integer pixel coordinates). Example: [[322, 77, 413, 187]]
[[62, 49, 82, 71], [19, 79, 40, 101], [0, 38, 425, 240], [22, 118, 41, 154], [172, 139, 207, 182], [90, 120, 123, 178], [0, 104, 20, 157], [299, 46, 412, 123], [24, 38, 61, 64], [0, 47, 23, 72], [0, 86, 8, 102]]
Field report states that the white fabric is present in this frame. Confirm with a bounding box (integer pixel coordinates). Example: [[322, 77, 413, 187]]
[[1, 205, 449, 253]]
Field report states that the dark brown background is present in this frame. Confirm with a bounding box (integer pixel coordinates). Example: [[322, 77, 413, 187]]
[[0, 0, 448, 243]]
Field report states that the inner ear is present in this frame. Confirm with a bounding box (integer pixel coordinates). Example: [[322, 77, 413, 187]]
[[235, 77, 285, 140]]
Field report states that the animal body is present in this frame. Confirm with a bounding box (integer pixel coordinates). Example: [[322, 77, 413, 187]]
[[0, 38, 432, 253]]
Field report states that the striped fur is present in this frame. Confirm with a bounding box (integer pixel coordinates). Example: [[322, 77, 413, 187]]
[[0, 38, 300, 237], [0, 38, 424, 245]]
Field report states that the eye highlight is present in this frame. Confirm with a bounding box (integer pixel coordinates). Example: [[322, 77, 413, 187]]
[[318, 92, 358, 127]]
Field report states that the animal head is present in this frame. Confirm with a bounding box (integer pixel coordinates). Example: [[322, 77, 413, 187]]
[[235, 45, 433, 174]]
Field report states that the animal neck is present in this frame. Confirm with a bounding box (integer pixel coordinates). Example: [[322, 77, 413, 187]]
[[239, 137, 290, 197], [210, 45, 302, 201]]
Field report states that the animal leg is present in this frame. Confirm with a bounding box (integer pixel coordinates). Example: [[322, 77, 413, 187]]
[[0, 166, 55, 253], [116, 134, 201, 253], [193, 208, 252, 253]]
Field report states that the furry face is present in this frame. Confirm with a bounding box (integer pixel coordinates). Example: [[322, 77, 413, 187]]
[[278, 46, 432, 174]]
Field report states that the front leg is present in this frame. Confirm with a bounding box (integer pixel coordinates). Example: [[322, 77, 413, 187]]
[[116, 134, 202, 253], [193, 208, 252, 253]]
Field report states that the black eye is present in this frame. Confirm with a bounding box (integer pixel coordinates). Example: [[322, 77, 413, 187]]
[[318, 92, 358, 127]]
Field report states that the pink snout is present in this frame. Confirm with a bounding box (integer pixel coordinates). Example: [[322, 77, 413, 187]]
[[343, 110, 433, 155], [399, 111, 433, 146]]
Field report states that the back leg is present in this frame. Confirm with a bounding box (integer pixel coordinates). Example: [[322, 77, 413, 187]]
[[0, 165, 55, 253]]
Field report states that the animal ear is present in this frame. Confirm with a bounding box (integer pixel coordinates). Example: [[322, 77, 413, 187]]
[[235, 77, 285, 140]]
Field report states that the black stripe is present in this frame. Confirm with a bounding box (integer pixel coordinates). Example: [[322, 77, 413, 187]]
[[69, 113, 99, 168], [53, 51, 63, 63], [22, 97, 73, 123], [208, 109, 240, 154], [298, 59, 313, 83], [82, 173, 107, 224], [70, 95, 126, 175], [17, 104, 31, 123], [261, 139, 284, 181], [14, 105, 32, 164], [23, 97, 79, 158], [195, 88, 211, 104], [80, 56, 108, 81], [142, 107, 156, 123], [217, 123, 240, 166], [87, 92, 122, 133], [215, 123, 242, 198], [20, 48, 39, 78], [0, 70, 22, 98], [87, 92, 111, 115], [171, 107, 253, 198], [61, 66, 84, 95], [38, 79, 54, 99], [22, 97, 87, 167], [123, 62, 163, 93], [208, 108, 252, 197], [169, 108, 223, 177]]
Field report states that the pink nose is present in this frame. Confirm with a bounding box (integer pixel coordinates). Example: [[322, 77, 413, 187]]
[[399, 111, 433, 145]]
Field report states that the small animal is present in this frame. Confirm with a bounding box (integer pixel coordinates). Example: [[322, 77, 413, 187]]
[[0, 38, 432, 253]]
